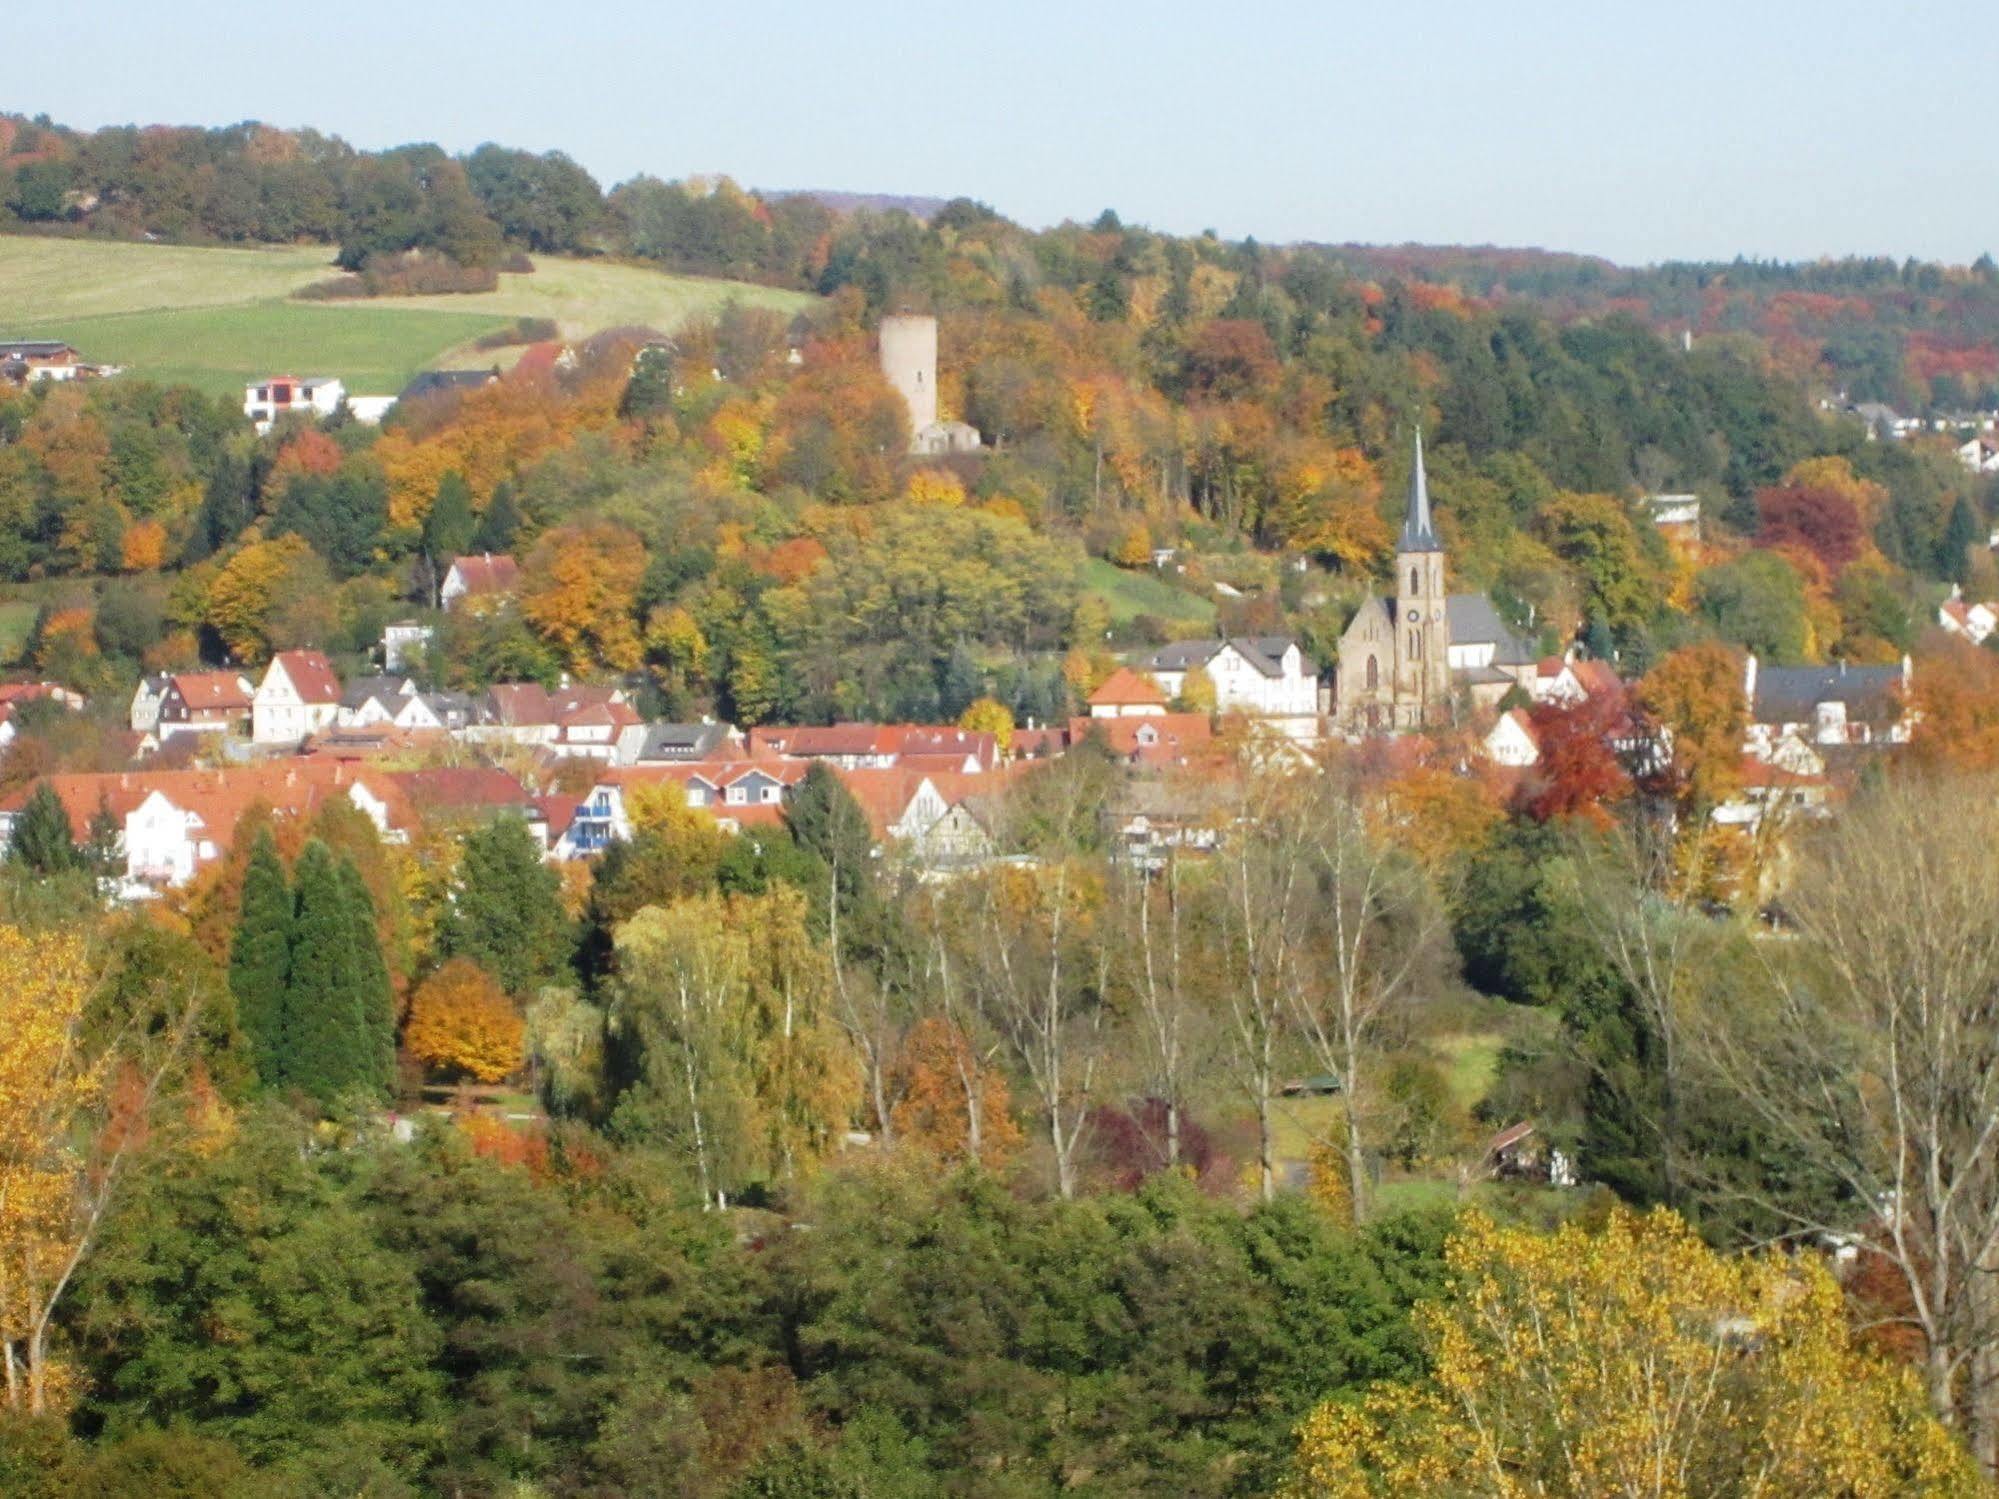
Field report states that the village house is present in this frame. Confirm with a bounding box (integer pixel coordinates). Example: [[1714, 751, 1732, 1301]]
[[464, 682, 640, 760], [1956, 433, 1999, 476], [1087, 667, 1170, 718], [243, 375, 345, 434], [1744, 654, 1913, 752], [745, 723, 1000, 773], [1074, 712, 1215, 769], [130, 675, 170, 735], [1938, 585, 1999, 645], [155, 670, 256, 740], [399, 368, 500, 405], [381, 620, 436, 671], [1482, 708, 1540, 768], [1641, 493, 1702, 542], [440, 554, 520, 612], [1141, 637, 1320, 738], [615, 720, 743, 767], [335, 675, 418, 728], [252, 650, 343, 745], [0, 339, 119, 383]]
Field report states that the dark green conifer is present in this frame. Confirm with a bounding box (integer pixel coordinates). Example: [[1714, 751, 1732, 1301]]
[[10, 782, 81, 876], [229, 827, 293, 1087], [338, 856, 397, 1095], [281, 840, 370, 1104]]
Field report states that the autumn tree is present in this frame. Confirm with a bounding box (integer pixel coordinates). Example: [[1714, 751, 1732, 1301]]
[[956, 695, 1014, 752], [886, 1017, 1023, 1168], [403, 958, 523, 1083], [1636, 642, 1746, 812], [519, 520, 646, 674], [1696, 775, 1999, 1465], [1757, 481, 1866, 573], [1285, 1208, 1981, 1497], [0, 924, 200, 1416]]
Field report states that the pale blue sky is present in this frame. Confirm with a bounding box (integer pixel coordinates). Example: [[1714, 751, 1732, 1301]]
[[13, 0, 1992, 265]]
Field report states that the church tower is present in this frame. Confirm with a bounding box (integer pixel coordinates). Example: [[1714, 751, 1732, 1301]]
[[1393, 432, 1451, 725]]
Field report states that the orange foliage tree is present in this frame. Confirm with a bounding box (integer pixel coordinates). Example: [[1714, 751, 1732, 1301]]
[[888, 1017, 1024, 1169], [403, 958, 524, 1083], [1908, 635, 1999, 772]]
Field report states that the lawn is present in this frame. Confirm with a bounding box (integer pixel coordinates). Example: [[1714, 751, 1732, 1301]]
[[0, 235, 816, 399], [0, 601, 36, 665], [1082, 557, 1217, 629]]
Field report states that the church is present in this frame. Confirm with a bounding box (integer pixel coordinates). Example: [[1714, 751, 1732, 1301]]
[[1334, 435, 1539, 734]]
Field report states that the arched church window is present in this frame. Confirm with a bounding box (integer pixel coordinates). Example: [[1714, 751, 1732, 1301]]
[[1410, 631, 1421, 658], [1365, 654, 1379, 689], [1409, 566, 1419, 594]]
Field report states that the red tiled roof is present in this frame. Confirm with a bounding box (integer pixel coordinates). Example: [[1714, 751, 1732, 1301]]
[[270, 650, 341, 704], [1072, 712, 1214, 766], [171, 670, 254, 712], [1570, 660, 1623, 699], [1089, 666, 1168, 708], [3, 760, 361, 846], [449, 554, 520, 596]]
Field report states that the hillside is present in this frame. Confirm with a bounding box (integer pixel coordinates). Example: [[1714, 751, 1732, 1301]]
[[0, 236, 814, 397]]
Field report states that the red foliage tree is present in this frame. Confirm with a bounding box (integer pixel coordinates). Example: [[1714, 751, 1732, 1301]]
[[1518, 695, 1633, 826], [1755, 484, 1865, 573]]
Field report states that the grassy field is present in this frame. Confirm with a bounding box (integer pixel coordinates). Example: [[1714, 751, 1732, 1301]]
[[0, 602, 37, 666], [0, 236, 815, 398], [1083, 557, 1217, 628]]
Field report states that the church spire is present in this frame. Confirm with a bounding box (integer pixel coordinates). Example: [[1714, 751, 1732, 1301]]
[[1399, 429, 1440, 552]]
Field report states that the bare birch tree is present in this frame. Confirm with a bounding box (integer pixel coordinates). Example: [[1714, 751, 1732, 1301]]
[[1282, 772, 1451, 1222], [1694, 775, 1999, 1467]]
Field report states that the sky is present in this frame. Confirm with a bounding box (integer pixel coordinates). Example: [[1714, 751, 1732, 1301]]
[[12, 0, 1994, 266]]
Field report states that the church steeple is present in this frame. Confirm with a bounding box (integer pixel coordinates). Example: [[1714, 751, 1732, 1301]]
[[1399, 429, 1440, 553]]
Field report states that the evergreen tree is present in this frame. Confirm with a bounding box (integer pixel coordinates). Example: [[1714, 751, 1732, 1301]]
[[281, 840, 372, 1104], [618, 344, 676, 421], [939, 641, 984, 719], [229, 828, 294, 1087], [446, 816, 567, 996], [784, 764, 875, 910], [338, 857, 398, 1095], [470, 482, 521, 554], [424, 472, 477, 567], [191, 451, 254, 561], [1937, 495, 1981, 579], [10, 783, 81, 875]]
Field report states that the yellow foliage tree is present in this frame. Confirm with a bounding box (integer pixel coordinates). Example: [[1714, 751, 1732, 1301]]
[[1284, 1207, 1981, 1498], [905, 468, 967, 507], [119, 518, 168, 572], [1, 924, 198, 1417], [958, 695, 1015, 752], [519, 520, 646, 673], [205, 532, 311, 662], [887, 1017, 1024, 1168], [403, 958, 524, 1084]]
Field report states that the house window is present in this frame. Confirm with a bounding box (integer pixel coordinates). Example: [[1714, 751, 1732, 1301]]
[[761, 786, 780, 804], [726, 785, 746, 805]]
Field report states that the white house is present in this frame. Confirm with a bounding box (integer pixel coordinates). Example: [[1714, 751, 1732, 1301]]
[[1744, 654, 1913, 751], [336, 675, 418, 728], [252, 650, 344, 745], [1141, 637, 1319, 720], [1939, 585, 1999, 645], [1482, 709, 1540, 768], [130, 674, 172, 734], [441, 554, 520, 612], [244, 376, 346, 434], [381, 620, 436, 672], [1956, 434, 1999, 476]]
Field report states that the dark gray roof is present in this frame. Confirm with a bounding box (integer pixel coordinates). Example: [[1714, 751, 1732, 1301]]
[[399, 368, 499, 402], [1143, 636, 1317, 679], [632, 722, 733, 761], [1399, 430, 1441, 551], [1753, 663, 1901, 724], [340, 675, 412, 710], [1445, 595, 1537, 664]]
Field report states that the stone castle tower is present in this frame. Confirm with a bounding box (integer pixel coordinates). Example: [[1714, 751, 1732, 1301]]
[[878, 313, 938, 433], [1392, 432, 1452, 716]]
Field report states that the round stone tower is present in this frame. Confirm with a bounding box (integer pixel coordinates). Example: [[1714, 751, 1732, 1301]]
[[878, 313, 938, 434]]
